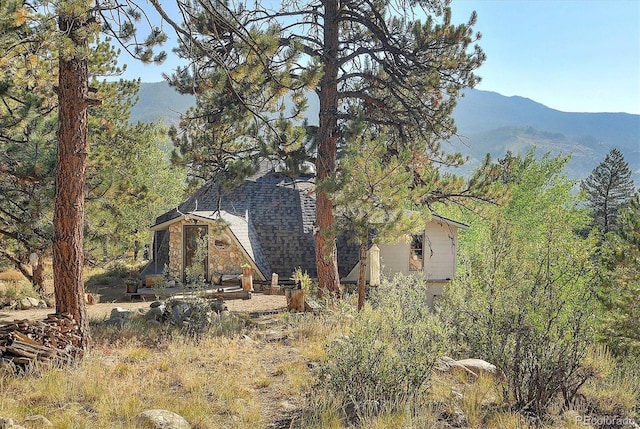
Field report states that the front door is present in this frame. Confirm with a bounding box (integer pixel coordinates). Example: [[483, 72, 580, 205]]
[[183, 225, 208, 282]]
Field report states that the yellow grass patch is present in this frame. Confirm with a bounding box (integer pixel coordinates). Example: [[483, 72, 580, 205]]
[[0, 270, 27, 282]]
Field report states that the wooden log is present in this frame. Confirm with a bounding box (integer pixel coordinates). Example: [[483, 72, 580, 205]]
[[201, 291, 252, 300]]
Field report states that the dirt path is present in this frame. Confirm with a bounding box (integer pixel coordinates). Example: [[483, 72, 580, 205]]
[[0, 293, 288, 324]]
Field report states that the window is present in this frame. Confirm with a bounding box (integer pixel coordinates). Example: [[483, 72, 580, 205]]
[[214, 235, 231, 250], [409, 234, 423, 271]]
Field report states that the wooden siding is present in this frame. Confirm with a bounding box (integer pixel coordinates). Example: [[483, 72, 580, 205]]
[[342, 219, 459, 283], [423, 220, 458, 280]]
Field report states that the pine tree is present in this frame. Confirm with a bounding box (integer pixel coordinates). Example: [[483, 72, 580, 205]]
[[156, 0, 485, 293], [581, 148, 635, 235], [54, 0, 167, 349], [1, 0, 169, 349], [598, 190, 640, 353], [1, 1, 59, 295], [86, 78, 186, 262]]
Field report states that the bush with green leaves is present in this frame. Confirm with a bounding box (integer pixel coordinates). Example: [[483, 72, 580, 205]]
[[317, 274, 448, 422], [441, 152, 601, 417]]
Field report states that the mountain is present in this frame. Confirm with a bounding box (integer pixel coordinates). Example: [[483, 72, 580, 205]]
[[131, 82, 639, 184], [130, 82, 195, 126], [452, 90, 640, 183]]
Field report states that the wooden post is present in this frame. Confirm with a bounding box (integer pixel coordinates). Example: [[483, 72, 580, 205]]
[[369, 244, 380, 287], [242, 266, 254, 291], [270, 273, 280, 295]]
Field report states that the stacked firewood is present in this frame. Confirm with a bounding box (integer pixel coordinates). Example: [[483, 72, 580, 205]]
[[0, 314, 84, 370]]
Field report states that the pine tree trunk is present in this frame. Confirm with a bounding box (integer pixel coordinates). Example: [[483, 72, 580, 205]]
[[315, 0, 340, 295], [357, 242, 367, 311], [53, 13, 91, 350]]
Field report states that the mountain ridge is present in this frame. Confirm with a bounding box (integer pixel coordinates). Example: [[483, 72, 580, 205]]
[[131, 82, 639, 184]]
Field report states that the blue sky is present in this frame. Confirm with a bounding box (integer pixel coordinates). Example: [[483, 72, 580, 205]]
[[118, 0, 640, 114]]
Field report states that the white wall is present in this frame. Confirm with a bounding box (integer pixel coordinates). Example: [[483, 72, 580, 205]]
[[342, 219, 459, 282], [423, 220, 458, 281]]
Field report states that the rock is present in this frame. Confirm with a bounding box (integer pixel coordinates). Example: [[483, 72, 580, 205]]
[[104, 317, 126, 328], [134, 409, 191, 429], [19, 297, 40, 310], [209, 299, 227, 313], [110, 307, 135, 320], [145, 306, 165, 321], [23, 415, 53, 428], [0, 418, 26, 429], [454, 358, 499, 376], [170, 302, 192, 324], [437, 356, 502, 379], [36, 300, 48, 309], [150, 301, 163, 308]]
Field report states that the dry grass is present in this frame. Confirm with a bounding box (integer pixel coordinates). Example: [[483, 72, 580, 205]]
[[0, 274, 38, 305], [0, 269, 27, 282], [0, 317, 315, 428], [1, 287, 638, 428]]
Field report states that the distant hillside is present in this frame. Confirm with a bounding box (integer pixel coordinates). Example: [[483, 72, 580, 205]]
[[130, 82, 195, 127], [132, 82, 639, 183], [452, 90, 640, 183]]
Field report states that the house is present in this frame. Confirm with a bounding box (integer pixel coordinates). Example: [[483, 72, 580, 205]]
[[142, 169, 466, 304]]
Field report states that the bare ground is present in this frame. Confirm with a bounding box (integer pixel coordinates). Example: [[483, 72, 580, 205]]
[[0, 286, 288, 324]]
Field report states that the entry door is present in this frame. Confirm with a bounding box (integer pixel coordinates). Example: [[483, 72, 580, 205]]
[[183, 225, 208, 282]]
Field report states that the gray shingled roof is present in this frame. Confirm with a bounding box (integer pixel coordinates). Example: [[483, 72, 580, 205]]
[[146, 171, 359, 280]]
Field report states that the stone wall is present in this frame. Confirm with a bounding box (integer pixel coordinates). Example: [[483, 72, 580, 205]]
[[168, 222, 183, 279], [207, 231, 248, 278], [167, 220, 251, 282]]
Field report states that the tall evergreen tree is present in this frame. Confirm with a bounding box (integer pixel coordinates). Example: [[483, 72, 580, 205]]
[[581, 148, 635, 235], [598, 190, 640, 353], [334, 119, 498, 309], [0, 0, 58, 294], [2, 0, 169, 349], [54, 0, 167, 348], [156, 0, 484, 293]]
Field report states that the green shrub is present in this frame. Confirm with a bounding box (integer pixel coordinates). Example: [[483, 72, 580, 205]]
[[317, 275, 448, 422]]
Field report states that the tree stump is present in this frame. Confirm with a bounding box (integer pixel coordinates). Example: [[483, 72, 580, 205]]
[[285, 289, 305, 311]]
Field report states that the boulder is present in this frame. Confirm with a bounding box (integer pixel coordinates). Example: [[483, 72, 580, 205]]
[[134, 409, 191, 429], [19, 297, 40, 310], [110, 307, 135, 320], [0, 418, 26, 429], [23, 415, 53, 428], [209, 299, 227, 314], [169, 301, 193, 324], [104, 317, 126, 328], [145, 306, 165, 321], [437, 356, 502, 379], [454, 358, 498, 376]]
